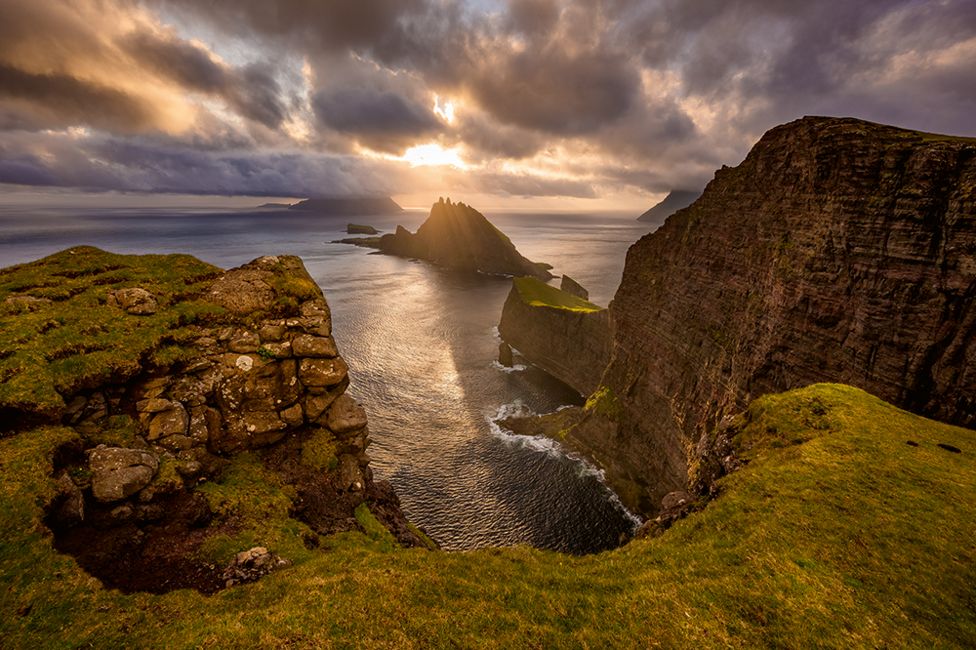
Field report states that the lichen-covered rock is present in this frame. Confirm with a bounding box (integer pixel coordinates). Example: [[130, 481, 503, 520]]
[[291, 334, 338, 358], [88, 446, 160, 502], [108, 287, 157, 315], [147, 402, 188, 440], [298, 357, 348, 388], [326, 395, 368, 434]]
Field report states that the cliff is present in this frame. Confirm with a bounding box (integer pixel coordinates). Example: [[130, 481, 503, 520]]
[[0, 247, 427, 594], [5, 382, 975, 645], [498, 277, 610, 396], [637, 189, 701, 223], [344, 198, 553, 279], [289, 196, 402, 215], [593, 116, 976, 515]]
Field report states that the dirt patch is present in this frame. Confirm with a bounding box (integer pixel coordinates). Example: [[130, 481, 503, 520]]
[[47, 490, 227, 595]]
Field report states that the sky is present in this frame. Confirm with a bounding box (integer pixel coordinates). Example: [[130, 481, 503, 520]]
[[0, 0, 974, 211]]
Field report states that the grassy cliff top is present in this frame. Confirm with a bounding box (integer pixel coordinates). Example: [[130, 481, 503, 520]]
[[0, 247, 224, 425], [513, 276, 603, 313], [3, 383, 973, 647]]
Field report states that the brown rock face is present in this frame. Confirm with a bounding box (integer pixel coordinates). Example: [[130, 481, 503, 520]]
[[599, 116, 976, 515]]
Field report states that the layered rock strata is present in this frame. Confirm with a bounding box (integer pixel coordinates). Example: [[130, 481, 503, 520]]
[[593, 116, 976, 515]]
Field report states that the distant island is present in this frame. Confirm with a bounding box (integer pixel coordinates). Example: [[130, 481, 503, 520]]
[[337, 198, 553, 279], [347, 223, 380, 235], [637, 189, 701, 223], [257, 202, 293, 209], [289, 197, 403, 215]]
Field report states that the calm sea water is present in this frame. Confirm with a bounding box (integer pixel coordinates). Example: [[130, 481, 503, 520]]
[[0, 204, 658, 553]]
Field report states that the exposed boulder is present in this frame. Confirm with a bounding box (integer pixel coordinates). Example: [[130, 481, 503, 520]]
[[108, 288, 157, 315], [87, 446, 160, 503], [221, 546, 289, 588], [326, 395, 368, 434]]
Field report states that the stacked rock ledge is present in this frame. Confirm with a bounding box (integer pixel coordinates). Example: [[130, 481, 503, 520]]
[[28, 252, 429, 594]]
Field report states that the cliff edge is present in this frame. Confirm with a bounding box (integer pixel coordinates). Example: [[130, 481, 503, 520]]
[[0, 247, 428, 594], [594, 116, 976, 515]]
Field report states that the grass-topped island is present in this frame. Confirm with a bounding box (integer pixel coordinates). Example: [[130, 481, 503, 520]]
[[498, 276, 610, 396]]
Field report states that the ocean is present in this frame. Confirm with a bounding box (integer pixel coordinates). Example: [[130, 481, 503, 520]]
[[0, 203, 659, 553]]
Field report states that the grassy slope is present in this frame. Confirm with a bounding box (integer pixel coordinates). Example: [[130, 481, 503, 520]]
[[1, 384, 973, 648], [514, 276, 603, 313], [0, 247, 222, 419]]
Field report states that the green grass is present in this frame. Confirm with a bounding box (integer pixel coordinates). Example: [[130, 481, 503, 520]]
[[1, 383, 973, 647], [513, 276, 603, 313], [0, 247, 223, 422]]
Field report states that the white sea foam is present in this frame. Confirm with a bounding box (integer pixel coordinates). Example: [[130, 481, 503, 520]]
[[490, 360, 528, 373], [486, 401, 643, 528]]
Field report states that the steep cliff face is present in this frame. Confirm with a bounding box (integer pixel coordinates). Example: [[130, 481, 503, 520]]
[[498, 277, 609, 396], [0, 247, 425, 593], [601, 116, 976, 514], [356, 198, 553, 279]]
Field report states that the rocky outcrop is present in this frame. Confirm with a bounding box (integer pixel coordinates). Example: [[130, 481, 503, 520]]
[[498, 277, 610, 396], [289, 196, 402, 215], [342, 198, 553, 279], [637, 189, 701, 223], [591, 116, 976, 516], [22, 251, 429, 593], [559, 275, 589, 300]]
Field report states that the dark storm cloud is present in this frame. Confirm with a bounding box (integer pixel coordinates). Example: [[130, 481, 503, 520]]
[[312, 88, 441, 150], [468, 46, 641, 135], [152, 0, 428, 52], [0, 64, 157, 133], [2, 0, 975, 200], [506, 0, 561, 35], [122, 31, 289, 129], [0, 131, 398, 197]]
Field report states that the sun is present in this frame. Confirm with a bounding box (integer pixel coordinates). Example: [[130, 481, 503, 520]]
[[401, 143, 468, 169]]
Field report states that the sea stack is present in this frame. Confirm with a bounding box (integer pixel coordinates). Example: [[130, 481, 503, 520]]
[[497, 277, 609, 395], [353, 198, 553, 279]]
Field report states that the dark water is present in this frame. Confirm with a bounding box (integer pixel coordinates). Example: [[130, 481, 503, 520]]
[[0, 204, 658, 553]]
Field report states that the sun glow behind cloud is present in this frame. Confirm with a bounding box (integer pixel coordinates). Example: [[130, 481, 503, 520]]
[[400, 143, 468, 169]]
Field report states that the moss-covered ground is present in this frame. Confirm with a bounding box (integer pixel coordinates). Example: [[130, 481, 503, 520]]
[[2, 383, 973, 648], [513, 276, 603, 313], [0, 247, 223, 422]]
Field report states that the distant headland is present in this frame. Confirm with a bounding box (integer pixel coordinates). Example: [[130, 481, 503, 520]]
[[257, 197, 403, 215]]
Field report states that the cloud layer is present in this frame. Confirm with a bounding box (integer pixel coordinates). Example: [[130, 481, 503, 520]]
[[0, 0, 973, 204]]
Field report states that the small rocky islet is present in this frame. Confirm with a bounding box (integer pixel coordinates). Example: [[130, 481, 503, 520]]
[[337, 197, 553, 279], [1, 116, 975, 647]]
